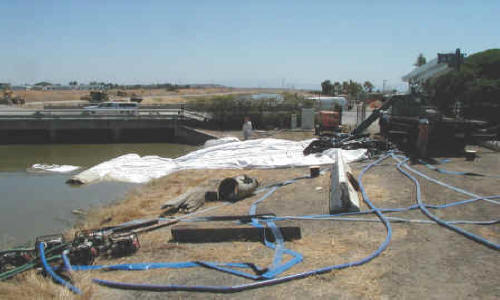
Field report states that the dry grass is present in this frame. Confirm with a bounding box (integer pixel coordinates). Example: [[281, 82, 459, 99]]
[[18, 87, 286, 104], [22, 90, 89, 103], [0, 161, 413, 299], [0, 271, 95, 299], [68, 168, 296, 238], [20, 88, 234, 103]]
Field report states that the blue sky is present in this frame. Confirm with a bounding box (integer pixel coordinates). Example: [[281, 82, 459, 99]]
[[1, 0, 499, 90]]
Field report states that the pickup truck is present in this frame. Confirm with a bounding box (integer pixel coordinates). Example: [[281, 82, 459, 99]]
[[83, 102, 139, 115]]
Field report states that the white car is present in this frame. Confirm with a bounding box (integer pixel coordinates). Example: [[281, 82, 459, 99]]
[[84, 102, 139, 115]]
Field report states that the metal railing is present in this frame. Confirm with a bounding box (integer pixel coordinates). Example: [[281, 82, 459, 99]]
[[0, 109, 211, 122]]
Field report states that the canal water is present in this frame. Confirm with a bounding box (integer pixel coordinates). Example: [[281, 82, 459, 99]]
[[0, 143, 196, 248]]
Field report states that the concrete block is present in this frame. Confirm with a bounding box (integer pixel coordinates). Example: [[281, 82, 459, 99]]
[[291, 114, 297, 129], [301, 108, 315, 130], [329, 149, 360, 213]]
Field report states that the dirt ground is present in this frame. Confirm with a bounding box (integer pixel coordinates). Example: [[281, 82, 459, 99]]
[[1, 133, 498, 299], [88, 149, 498, 300], [15, 87, 292, 104], [17, 87, 231, 103]]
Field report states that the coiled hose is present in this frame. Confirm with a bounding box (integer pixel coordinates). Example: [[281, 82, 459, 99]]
[[45, 152, 500, 293], [392, 154, 500, 250], [79, 154, 393, 293]]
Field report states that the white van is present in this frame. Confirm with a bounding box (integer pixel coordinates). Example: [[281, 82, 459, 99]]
[[84, 102, 139, 115]]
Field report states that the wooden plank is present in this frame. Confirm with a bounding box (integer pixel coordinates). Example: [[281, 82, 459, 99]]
[[171, 223, 301, 243]]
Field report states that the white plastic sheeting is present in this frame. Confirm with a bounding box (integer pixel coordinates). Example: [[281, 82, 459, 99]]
[[29, 164, 81, 173], [70, 138, 367, 184], [203, 137, 240, 148]]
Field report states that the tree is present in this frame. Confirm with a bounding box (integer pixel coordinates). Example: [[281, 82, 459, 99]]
[[347, 80, 363, 99], [333, 82, 341, 95], [321, 80, 333, 95], [424, 49, 500, 122], [69, 81, 78, 88], [414, 53, 427, 67], [363, 81, 374, 93], [342, 81, 349, 94]]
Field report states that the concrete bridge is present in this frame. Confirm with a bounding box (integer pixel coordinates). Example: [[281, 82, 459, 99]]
[[0, 109, 215, 144]]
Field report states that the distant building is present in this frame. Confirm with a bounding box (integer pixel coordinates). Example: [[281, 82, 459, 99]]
[[307, 96, 347, 110], [402, 58, 451, 89], [33, 82, 54, 90], [0, 83, 11, 90], [402, 49, 464, 93]]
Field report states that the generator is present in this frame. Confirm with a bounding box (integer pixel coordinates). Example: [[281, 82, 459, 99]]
[[315, 110, 341, 136]]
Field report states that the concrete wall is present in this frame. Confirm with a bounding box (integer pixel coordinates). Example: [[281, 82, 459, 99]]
[[0, 118, 216, 145], [301, 108, 315, 129], [175, 126, 218, 145]]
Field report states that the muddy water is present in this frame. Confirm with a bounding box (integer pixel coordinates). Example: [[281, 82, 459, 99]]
[[0, 143, 196, 248]]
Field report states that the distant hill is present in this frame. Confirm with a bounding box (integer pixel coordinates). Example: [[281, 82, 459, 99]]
[[34, 81, 53, 87], [188, 84, 227, 89]]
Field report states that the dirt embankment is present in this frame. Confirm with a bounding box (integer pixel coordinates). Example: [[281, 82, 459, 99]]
[[19, 87, 235, 103], [17, 87, 297, 104], [1, 132, 498, 299]]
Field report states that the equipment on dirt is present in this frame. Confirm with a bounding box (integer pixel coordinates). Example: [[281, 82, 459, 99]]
[[67, 242, 97, 266], [315, 110, 342, 136], [0, 87, 25, 105], [0, 251, 33, 273], [303, 132, 388, 157], [116, 90, 128, 97], [72, 229, 140, 259], [35, 234, 65, 254], [351, 95, 397, 136], [89, 91, 109, 103], [130, 96, 143, 103], [73, 230, 112, 256], [351, 94, 494, 155], [108, 233, 140, 257], [218, 175, 259, 202]]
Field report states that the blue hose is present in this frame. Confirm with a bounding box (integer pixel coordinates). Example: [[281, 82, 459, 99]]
[[60, 152, 499, 293], [65, 180, 305, 282], [38, 242, 82, 295], [393, 154, 500, 205], [267, 194, 500, 221], [248, 185, 303, 279], [418, 159, 500, 178], [90, 154, 394, 292], [392, 154, 500, 250], [268, 215, 499, 225], [60, 150, 499, 293]]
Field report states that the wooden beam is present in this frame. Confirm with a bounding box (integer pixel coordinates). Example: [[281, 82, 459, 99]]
[[171, 223, 301, 243]]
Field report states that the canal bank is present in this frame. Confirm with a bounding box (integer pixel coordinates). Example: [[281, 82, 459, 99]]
[[1, 131, 498, 299], [0, 143, 197, 248]]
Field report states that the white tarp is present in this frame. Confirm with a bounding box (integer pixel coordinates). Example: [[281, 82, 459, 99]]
[[29, 164, 80, 173], [70, 138, 367, 184], [203, 137, 240, 148]]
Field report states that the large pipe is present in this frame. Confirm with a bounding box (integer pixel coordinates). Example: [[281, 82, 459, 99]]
[[218, 175, 259, 202]]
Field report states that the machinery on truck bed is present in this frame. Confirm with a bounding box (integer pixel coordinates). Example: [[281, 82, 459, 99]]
[[351, 94, 494, 155], [0, 87, 25, 105], [89, 91, 109, 103]]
